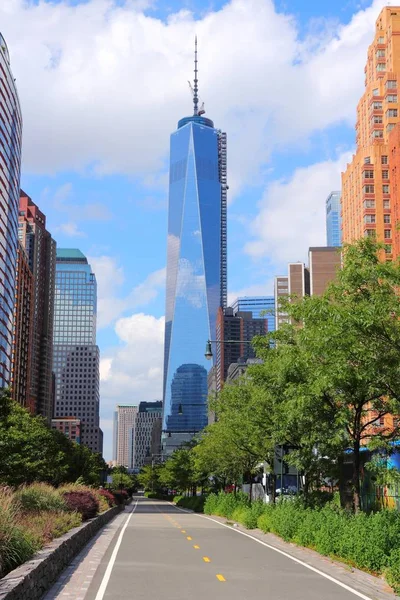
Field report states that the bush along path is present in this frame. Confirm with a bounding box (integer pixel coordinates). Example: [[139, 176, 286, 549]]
[[197, 493, 400, 594], [0, 483, 127, 579]]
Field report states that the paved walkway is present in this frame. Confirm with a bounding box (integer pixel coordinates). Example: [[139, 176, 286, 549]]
[[44, 497, 399, 600]]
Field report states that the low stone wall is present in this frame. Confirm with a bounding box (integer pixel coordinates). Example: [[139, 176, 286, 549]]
[[0, 504, 125, 600]]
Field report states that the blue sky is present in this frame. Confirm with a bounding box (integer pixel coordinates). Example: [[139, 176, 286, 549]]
[[3, 0, 386, 458]]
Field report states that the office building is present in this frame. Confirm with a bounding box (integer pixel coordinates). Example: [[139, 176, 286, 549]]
[[134, 401, 162, 469], [215, 307, 267, 391], [226, 357, 263, 384], [53, 249, 102, 454], [18, 192, 56, 421], [342, 7, 400, 257], [0, 36, 22, 388], [115, 405, 138, 468], [231, 296, 275, 334], [51, 417, 81, 444], [163, 39, 227, 447], [11, 243, 34, 410], [274, 247, 340, 329], [326, 191, 342, 247], [112, 410, 118, 462]]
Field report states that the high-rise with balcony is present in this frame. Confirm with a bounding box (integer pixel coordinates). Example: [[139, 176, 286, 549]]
[[0, 36, 22, 388], [326, 191, 342, 247], [53, 249, 102, 454], [18, 192, 56, 421], [162, 40, 227, 448], [342, 7, 400, 256]]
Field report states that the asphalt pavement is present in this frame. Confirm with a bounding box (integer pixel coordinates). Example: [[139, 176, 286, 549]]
[[80, 496, 374, 600]]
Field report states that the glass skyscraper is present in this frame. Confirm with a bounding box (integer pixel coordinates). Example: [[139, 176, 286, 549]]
[[326, 191, 342, 247], [53, 249, 102, 454], [163, 40, 227, 445], [231, 296, 275, 333]]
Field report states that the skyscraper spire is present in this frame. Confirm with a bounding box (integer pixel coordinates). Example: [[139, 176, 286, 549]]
[[193, 36, 199, 116]]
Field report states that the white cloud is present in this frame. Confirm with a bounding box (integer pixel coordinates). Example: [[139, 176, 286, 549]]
[[88, 256, 165, 327], [245, 152, 352, 266], [55, 222, 86, 237], [0, 0, 387, 199], [100, 312, 164, 407]]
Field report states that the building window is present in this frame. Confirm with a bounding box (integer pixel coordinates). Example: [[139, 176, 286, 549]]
[[373, 130, 384, 138], [383, 184, 390, 193], [386, 80, 397, 89], [376, 50, 385, 58], [373, 116, 383, 123], [364, 200, 375, 209], [384, 229, 392, 239], [377, 63, 386, 72], [364, 229, 376, 238], [373, 101, 383, 109], [387, 123, 395, 132], [384, 215, 391, 223], [382, 155, 388, 164], [387, 94, 398, 102], [364, 156, 371, 164], [385, 244, 392, 254], [364, 214, 376, 224], [384, 199, 390, 208], [378, 36, 384, 43], [387, 109, 398, 118], [382, 170, 389, 179], [364, 170, 374, 178], [363, 185, 375, 193]]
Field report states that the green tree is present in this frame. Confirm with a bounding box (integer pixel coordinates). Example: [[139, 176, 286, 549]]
[[138, 464, 163, 492]]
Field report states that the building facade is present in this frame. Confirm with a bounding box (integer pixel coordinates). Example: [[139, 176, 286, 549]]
[[134, 401, 162, 469], [115, 405, 138, 468], [326, 191, 342, 247], [231, 296, 275, 334], [0, 36, 22, 388], [274, 247, 341, 329], [163, 42, 227, 444], [18, 191, 56, 421], [51, 417, 81, 444], [11, 243, 34, 410], [53, 249, 102, 454], [215, 307, 267, 391], [342, 7, 400, 257]]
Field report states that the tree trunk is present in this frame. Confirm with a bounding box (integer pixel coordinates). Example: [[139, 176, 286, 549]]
[[352, 439, 361, 513], [270, 473, 276, 504], [249, 481, 253, 504]]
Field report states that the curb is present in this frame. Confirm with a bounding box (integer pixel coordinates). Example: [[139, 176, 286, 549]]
[[0, 504, 125, 600]]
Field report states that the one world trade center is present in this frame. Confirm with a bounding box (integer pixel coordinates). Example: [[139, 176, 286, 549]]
[[162, 39, 227, 452]]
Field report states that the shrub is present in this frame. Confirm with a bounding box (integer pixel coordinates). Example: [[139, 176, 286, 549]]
[[15, 483, 67, 513], [61, 490, 99, 520], [0, 488, 36, 578], [19, 511, 82, 547], [98, 489, 116, 508], [386, 548, 400, 594], [174, 495, 206, 512], [113, 490, 129, 505]]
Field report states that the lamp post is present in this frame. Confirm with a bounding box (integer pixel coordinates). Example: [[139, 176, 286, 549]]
[[204, 338, 254, 361]]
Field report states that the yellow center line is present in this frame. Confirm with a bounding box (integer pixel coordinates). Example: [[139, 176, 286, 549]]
[[181, 530, 186, 533], [187, 536, 192, 541], [203, 557, 211, 563], [216, 574, 226, 582], [193, 545, 200, 549]]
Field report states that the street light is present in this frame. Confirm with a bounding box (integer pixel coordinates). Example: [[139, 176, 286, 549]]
[[204, 338, 254, 361]]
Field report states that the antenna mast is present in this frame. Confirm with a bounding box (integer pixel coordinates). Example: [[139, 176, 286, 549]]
[[193, 36, 199, 116]]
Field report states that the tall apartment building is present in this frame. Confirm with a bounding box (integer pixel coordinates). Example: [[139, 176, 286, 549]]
[[163, 40, 227, 450], [0, 36, 22, 388], [11, 243, 34, 410], [231, 296, 275, 334], [18, 192, 56, 421], [215, 307, 267, 391], [326, 191, 342, 247], [53, 249, 102, 454], [115, 405, 138, 468], [342, 7, 400, 257], [274, 247, 341, 329], [134, 401, 162, 469]]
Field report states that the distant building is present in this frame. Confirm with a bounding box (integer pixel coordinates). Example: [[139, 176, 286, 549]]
[[226, 357, 263, 384], [134, 401, 162, 469], [11, 243, 34, 411], [326, 191, 342, 247], [231, 297, 275, 334], [112, 410, 118, 462], [116, 405, 138, 468], [19, 191, 56, 422], [274, 247, 341, 329], [51, 417, 81, 444], [53, 249, 102, 453], [0, 36, 22, 390], [216, 307, 267, 391]]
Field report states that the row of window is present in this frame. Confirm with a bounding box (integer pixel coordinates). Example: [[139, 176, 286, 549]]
[[364, 214, 391, 223], [365, 155, 388, 164], [363, 170, 389, 179], [364, 200, 390, 208], [363, 185, 390, 194]]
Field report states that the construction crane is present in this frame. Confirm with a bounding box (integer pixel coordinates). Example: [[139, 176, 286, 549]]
[[188, 81, 205, 116]]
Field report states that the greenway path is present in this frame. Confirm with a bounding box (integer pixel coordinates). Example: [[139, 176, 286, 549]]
[[44, 496, 397, 600]]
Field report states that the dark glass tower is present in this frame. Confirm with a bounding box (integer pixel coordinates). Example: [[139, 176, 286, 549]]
[[163, 39, 227, 443]]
